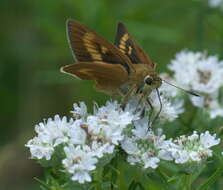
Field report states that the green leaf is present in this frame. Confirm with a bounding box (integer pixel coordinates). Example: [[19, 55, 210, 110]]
[[128, 180, 137, 190], [137, 183, 146, 190], [153, 169, 177, 190], [34, 177, 50, 190], [128, 181, 146, 190], [196, 164, 223, 190]]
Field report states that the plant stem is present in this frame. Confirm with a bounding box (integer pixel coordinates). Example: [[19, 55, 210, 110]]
[[94, 167, 102, 190], [184, 174, 192, 190]]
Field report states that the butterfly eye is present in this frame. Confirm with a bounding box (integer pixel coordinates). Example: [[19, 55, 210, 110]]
[[144, 76, 153, 85]]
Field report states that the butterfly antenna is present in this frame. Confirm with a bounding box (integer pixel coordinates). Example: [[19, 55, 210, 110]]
[[162, 79, 200, 97]]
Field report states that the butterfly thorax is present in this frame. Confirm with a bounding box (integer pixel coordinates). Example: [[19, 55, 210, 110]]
[[130, 64, 162, 87], [117, 64, 161, 97]]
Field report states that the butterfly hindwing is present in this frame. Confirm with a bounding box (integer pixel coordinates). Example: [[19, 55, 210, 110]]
[[61, 61, 129, 95], [114, 22, 155, 68], [66, 19, 135, 74]]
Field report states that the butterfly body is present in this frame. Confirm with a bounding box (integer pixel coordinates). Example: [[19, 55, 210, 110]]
[[61, 19, 162, 99]]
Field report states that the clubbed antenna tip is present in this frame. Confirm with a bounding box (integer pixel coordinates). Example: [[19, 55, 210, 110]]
[[188, 91, 200, 97]]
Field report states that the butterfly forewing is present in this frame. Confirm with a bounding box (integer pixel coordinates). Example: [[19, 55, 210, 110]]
[[114, 22, 155, 68], [66, 19, 135, 74]]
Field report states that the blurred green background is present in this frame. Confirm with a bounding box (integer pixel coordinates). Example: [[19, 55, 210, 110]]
[[1, 0, 223, 189]]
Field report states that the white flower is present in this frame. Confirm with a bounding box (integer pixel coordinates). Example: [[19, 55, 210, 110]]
[[121, 137, 140, 155], [25, 137, 54, 160], [95, 101, 137, 127], [121, 132, 172, 169], [199, 131, 220, 148], [155, 136, 176, 161], [35, 115, 72, 147], [91, 141, 115, 158], [71, 102, 88, 118], [132, 117, 151, 139], [169, 51, 223, 93], [67, 119, 87, 145], [87, 101, 137, 145], [121, 118, 174, 169], [142, 153, 160, 169], [172, 149, 190, 163], [149, 90, 184, 122], [207, 96, 223, 119], [170, 131, 220, 164], [190, 93, 223, 118], [168, 50, 223, 118], [26, 115, 73, 160], [62, 145, 98, 184]]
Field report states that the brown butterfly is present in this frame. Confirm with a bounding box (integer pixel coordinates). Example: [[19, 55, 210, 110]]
[[61, 19, 162, 106]]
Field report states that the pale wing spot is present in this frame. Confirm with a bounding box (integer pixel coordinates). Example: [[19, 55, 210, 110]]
[[83, 32, 94, 41], [101, 46, 108, 54], [83, 32, 102, 61], [119, 48, 125, 54], [84, 43, 96, 49], [91, 54, 103, 60], [121, 34, 129, 44], [88, 49, 99, 54], [119, 34, 128, 54], [128, 46, 132, 55], [119, 44, 126, 50]]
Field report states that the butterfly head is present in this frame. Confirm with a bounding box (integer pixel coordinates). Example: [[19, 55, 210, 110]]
[[144, 74, 162, 89]]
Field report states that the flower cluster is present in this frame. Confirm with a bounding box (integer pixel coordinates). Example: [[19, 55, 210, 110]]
[[167, 50, 223, 118], [122, 117, 220, 168], [26, 100, 220, 184], [121, 117, 174, 169], [26, 101, 137, 183], [26, 115, 73, 160], [170, 131, 220, 163]]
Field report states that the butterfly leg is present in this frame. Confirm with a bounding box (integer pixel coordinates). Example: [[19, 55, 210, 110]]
[[151, 88, 162, 125], [120, 84, 137, 109], [146, 97, 154, 126], [134, 93, 147, 114]]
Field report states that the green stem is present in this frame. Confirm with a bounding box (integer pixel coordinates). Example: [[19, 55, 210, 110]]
[[94, 167, 102, 190], [184, 174, 192, 190]]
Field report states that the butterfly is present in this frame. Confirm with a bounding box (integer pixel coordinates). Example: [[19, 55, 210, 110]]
[[61, 19, 162, 107]]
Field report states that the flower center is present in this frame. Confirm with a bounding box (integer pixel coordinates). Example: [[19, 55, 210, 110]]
[[197, 70, 211, 84]]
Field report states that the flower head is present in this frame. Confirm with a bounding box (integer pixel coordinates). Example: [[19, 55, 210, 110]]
[[25, 115, 73, 160], [87, 101, 137, 145], [168, 50, 223, 118], [121, 117, 174, 169], [62, 145, 98, 183], [170, 131, 220, 163], [26, 101, 138, 183]]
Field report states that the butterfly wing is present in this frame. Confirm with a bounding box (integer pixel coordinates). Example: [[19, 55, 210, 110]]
[[64, 19, 135, 74], [61, 62, 128, 95], [114, 22, 155, 68]]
